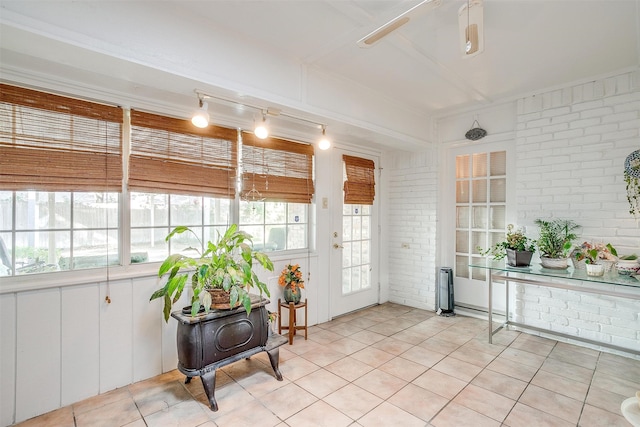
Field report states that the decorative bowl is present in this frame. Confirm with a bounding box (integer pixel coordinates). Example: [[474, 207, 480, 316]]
[[616, 260, 640, 276]]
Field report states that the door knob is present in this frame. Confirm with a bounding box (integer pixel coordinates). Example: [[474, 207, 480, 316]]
[[333, 243, 344, 249]]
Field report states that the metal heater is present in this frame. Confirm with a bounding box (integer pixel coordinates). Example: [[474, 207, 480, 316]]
[[438, 267, 455, 316]]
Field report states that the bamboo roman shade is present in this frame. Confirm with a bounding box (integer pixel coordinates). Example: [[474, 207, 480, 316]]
[[241, 132, 314, 203], [129, 110, 238, 198], [0, 84, 123, 191], [343, 155, 375, 205]]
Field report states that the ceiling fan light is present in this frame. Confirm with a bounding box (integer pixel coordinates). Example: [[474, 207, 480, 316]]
[[191, 101, 209, 128], [458, 0, 484, 58]]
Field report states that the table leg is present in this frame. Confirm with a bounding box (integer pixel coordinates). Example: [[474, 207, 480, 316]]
[[488, 272, 493, 344]]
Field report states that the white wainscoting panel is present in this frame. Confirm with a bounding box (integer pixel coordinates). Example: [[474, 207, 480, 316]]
[[61, 283, 100, 406], [16, 288, 61, 422], [99, 279, 133, 393], [132, 276, 162, 382], [0, 293, 16, 427]]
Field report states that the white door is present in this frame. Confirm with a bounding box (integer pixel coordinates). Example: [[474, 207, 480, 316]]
[[329, 149, 379, 318], [444, 141, 514, 313]]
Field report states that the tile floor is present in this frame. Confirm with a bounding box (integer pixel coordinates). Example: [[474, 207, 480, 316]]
[[13, 303, 640, 427]]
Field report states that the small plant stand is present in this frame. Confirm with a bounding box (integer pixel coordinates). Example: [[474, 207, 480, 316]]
[[278, 298, 308, 345]]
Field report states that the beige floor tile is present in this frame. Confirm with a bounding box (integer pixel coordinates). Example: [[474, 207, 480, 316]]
[[486, 355, 539, 382], [232, 366, 287, 398], [596, 357, 640, 380], [503, 402, 575, 427], [295, 368, 349, 398], [257, 382, 318, 420], [325, 356, 374, 382], [412, 369, 468, 400], [431, 329, 475, 346], [143, 400, 209, 427], [324, 383, 383, 420], [432, 355, 483, 382], [285, 400, 353, 427], [448, 346, 497, 368], [453, 384, 516, 422], [499, 347, 547, 368], [470, 369, 528, 401], [387, 383, 449, 422], [208, 398, 281, 427], [489, 329, 521, 346], [548, 344, 599, 370], [195, 381, 256, 413], [519, 384, 583, 424], [378, 356, 427, 382], [585, 385, 629, 414], [399, 345, 446, 368], [579, 403, 632, 427], [591, 370, 640, 398], [300, 346, 347, 367], [328, 336, 369, 355], [14, 405, 75, 427], [74, 396, 142, 427], [353, 369, 409, 400], [349, 329, 387, 345], [324, 322, 364, 337], [391, 329, 434, 345], [458, 337, 506, 357], [279, 355, 320, 381], [350, 346, 396, 368], [367, 320, 409, 336], [431, 402, 501, 427], [508, 335, 555, 357], [131, 380, 193, 417], [72, 386, 132, 415], [358, 401, 425, 427], [418, 336, 461, 355], [370, 337, 415, 356], [348, 316, 380, 329], [530, 369, 590, 401], [284, 336, 323, 355], [308, 328, 344, 345], [540, 357, 595, 384]]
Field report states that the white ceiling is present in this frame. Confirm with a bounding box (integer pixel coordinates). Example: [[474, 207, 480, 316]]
[[0, 0, 639, 151]]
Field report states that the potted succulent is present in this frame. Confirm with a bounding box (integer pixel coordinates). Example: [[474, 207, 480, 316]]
[[150, 224, 274, 322], [573, 242, 617, 276], [479, 224, 536, 267], [535, 218, 580, 269]]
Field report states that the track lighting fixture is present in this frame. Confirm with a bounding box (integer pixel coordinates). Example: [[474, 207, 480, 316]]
[[254, 112, 269, 139], [318, 126, 331, 150], [191, 98, 209, 128], [192, 89, 331, 149]]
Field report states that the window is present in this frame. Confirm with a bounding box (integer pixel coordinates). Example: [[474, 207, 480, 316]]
[[239, 132, 314, 251], [0, 84, 123, 276], [455, 151, 506, 281]]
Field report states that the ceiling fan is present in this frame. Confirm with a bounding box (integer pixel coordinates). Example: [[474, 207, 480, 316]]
[[357, 0, 484, 58]]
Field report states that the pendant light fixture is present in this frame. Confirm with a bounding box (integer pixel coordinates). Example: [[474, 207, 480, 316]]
[[458, 0, 484, 58], [254, 111, 269, 139], [191, 97, 209, 128], [318, 125, 331, 150]]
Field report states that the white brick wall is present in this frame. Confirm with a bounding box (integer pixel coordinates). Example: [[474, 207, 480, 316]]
[[385, 149, 438, 310], [514, 70, 640, 353]]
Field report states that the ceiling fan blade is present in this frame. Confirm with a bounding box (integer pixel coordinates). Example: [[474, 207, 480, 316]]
[[357, 0, 442, 48]]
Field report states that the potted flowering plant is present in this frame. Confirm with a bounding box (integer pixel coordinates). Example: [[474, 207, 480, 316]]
[[479, 224, 536, 267], [278, 263, 304, 304], [535, 218, 580, 269]]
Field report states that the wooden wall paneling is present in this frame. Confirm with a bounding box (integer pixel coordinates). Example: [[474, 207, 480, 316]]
[[0, 293, 16, 427], [15, 288, 61, 423], [99, 279, 133, 393], [132, 277, 162, 382], [61, 284, 100, 406]]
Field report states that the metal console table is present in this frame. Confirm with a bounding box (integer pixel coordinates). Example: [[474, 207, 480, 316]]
[[470, 261, 640, 356]]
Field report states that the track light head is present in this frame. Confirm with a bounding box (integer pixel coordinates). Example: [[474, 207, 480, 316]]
[[318, 126, 331, 150], [254, 112, 269, 139], [191, 99, 209, 128]]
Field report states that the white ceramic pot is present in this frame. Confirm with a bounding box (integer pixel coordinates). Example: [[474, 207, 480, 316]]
[[586, 263, 605, 276], [540, 257, 568, 269], [616, 259, 640, 276]]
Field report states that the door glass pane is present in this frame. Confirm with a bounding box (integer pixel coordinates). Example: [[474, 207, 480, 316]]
[[490, 151, 507, 176], [490, 179, 506, 203], [457, 206, 469, 228], [456, 181, 469, 203], [472, 153, 487, 177], [490, 206, 505, 229], [456, 231, 469, 253], [472, 180, 487, 203], [341, 203, 372, 295], [456, 155, 470, 178]]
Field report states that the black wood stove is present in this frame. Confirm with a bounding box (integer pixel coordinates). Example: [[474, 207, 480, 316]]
[[171, 295, 287, 411]]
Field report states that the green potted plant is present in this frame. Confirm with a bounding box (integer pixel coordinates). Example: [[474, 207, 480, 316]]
[[573, 242, 617, 276], [150, 224, 274, 322], [534, 218, 580, 269], [479, 224, 536, 267]]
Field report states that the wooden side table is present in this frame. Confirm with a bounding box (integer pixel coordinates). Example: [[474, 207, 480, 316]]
[[278, 298, 308, 345]]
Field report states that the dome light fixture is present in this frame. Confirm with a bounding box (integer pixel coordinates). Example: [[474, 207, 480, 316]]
[[318, 126, 331, 150], [191, 98, 209, 128], [254, 112, 269, 139]]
